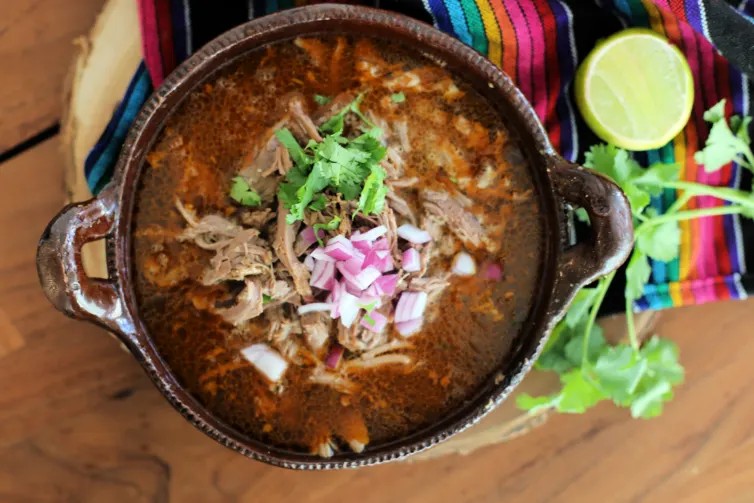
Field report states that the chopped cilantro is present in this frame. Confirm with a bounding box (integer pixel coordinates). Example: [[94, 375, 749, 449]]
[[313, 216, 342, 245], [314, 94, 331, 105], [391, 92, 406, 103], [229, 176, 261, 206], [275, 96, 388, 224], [262, 294, 273, 304], [694, 99, 754, 172]]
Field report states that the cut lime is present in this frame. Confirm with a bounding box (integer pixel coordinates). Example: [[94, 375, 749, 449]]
[[575, 28, 694, 151]]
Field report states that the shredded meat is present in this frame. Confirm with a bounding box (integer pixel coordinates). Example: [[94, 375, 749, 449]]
[[273, 203, 313, 300], [215, 279, 263, 325], [239, 207, 276, 228], [409, 274, 451, 311], [381, 147, 404, 179], [262, 278, 298, 308], [337, 322, 388, 352], [289, 96, 322, 142], [394, 120, 411, 152], [301, 312, 331, 354], [176, 200, 274, 285], [377, 205, 401, 263], [314, 91, 357, 125], [239, 128, 286, 202], [386, 190, 416, 225], [421, 189, 487, 248]]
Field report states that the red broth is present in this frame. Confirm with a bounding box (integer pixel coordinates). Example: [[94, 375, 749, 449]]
[[132, 36, 543, 455]]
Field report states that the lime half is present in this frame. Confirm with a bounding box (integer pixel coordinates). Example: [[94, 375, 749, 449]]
[[575, 28, 694, 151]]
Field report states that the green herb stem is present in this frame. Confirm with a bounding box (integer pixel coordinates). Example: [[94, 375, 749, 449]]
[[581, 271, 616, 366], [625, 295, 639, 351], [640, 180, 754, 209], [637, 206, 745, 230]]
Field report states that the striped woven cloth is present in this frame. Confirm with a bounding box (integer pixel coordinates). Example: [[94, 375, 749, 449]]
[[87, 0, 754, 313]]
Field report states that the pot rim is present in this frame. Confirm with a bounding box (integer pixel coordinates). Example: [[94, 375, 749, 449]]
[[38, 4, 633, 470]]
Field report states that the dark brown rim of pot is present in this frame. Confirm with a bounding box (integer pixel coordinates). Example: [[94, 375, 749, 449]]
[[37, 4, 633, 469]]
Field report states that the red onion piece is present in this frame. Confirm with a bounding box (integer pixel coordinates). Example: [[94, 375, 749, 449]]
[[352, 239, 372, 253], [374, 274, 399, 297], [240, 343, 288, 382], [303, 254, 315, 271], [351, 225, 387, 242], [360, 311, 388, 332], [325, 240, 355, 261], [395, 291, 428, 322], [364, 249, 394, 272], [339, 291, 360, 327], [297, 226, 324, 249], [482, 262, 503, 281], [372, 237, 390, 251], [325, 344, 345, 369], [397, 224, 432, 244], [401, 248, 421, 272], [310, 260, 336, 290], [297, 302, 333, 315], [310, 247, 336, 262], [396, 318, 423, 337], [452, 251, 477, 276]]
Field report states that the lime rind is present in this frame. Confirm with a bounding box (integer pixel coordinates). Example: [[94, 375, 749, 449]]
[[575, 28, 694, 151]]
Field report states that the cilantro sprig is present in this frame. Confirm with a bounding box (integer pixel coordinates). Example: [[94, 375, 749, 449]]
[[518, 99, 754, 418], [275, 95, 388, 224], [229, 176, 262, 206]]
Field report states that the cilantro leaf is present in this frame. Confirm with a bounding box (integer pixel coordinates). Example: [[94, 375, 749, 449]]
[[314, 94, 331, 105], [636, 219, 680, 262], [625, 250, 652, 300], [593, 345, 647, 404], [313, 216, 342, 245], [391, 92, 406, 103], [320, 94, 367, 134], [633, 162, 679, 196], [262, 294, 273, 304], [357, 165, 389, 216], [285, 163, 329, 224], [229, 176, 261, 206], [584, 145, 651, 214], [564, 288, 598, 329], [275, 128, 310, 166], [629, 337, 683, 418], [694, 99, 754, 171]]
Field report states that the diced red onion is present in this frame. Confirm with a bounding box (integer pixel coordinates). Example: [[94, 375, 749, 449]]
[[352, 239, 372, 253], [297, 302, 333, 315], [240, 343, 288, 382], [325, 239, 355, 261], [365, 284, 381, 298], [482, 262, 503, 281], [401, 248, 421, 272], [297, 227, 322, 249], [396, 318, 423, 337], [337, 262, 381, 291], [397, 224, 432, 244], [310, 247, 335, 262], [310, 260, 336, 290], [325, 344, 345, 369], [372, 237, 390, 251], [351, 225, 387, 242], [303, 254, 315, 271], [360, 311, 388, 332], [339, 292, 360, 327], [395, 291, 428, 323], [452, 251, 477, 276], [364, 249, 394, 273], [329, 282, 344, 318], [374, 274, 399, 297], [341, 257, 364, 275]]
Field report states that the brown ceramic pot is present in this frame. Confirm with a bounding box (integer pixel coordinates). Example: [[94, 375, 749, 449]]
[[37, 4, 633, 469]]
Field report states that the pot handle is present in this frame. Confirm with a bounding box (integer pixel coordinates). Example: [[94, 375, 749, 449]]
[[36, 186, 134, 338], [548, 156, 633, 304]]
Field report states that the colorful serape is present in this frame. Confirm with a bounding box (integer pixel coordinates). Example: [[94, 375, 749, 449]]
[[86, 0, 754, 313]]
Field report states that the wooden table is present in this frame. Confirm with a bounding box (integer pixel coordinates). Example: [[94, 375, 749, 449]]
[[2, 2, 754, 501]]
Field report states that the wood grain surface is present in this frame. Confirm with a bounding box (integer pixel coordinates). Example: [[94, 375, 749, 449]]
[[0, 0, 107, 153], [3, 137, 754, 503]]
